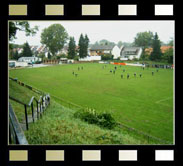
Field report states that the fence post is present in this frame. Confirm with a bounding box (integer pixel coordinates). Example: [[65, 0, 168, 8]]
[[40, 102, 42, 118], [36, 101, 39, 120], [24, 105, 28, 130], [31, 103, 34, 123], [42, 97, 44, 113]]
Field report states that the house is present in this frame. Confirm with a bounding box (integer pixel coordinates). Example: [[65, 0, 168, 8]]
[[145, 46, 173, 55], [58, 46, 69, 55], [89, 45, 121, 59], [120, 46, 143, 60], [18, 57, 42, 64]]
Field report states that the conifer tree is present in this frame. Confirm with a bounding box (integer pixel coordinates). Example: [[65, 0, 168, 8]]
[[150, 33, 162, 61], [78, 34, 90, 58], [78, 34, 85, 58], [14, 50, 19, 60], [84, 34, 89, 57], [68, 37, 76, 59], [21, 42, 33, 57]]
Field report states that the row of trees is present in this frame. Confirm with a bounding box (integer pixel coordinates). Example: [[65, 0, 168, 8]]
[[67, 34, 89, 59], [134, 31, 173, 63], [40, 24, 90, 60], [9, 22, 90, 60], [9, 42, 33, 60]]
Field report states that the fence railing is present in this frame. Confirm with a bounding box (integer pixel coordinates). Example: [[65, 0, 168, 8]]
[[9, 103, 28, 145], [9, 94, 50, 131]]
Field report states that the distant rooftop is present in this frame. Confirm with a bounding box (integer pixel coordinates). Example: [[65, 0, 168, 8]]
[[90, 45, 116, 51]]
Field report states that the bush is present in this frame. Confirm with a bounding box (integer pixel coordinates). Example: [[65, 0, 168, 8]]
[[74, 56, 79, 61], [74, 108, 117, 129], [57, 53, 67, 58], [133, 58, 138, 61], [101, 54, 114, 60]]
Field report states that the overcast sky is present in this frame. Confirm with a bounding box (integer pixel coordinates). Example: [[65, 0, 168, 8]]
[[12, 21, 174, 46]]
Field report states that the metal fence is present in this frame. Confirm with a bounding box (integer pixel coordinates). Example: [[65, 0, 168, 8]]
[[9, 103, 28, 145]]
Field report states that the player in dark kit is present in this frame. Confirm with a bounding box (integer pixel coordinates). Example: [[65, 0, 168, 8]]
[[139, 73, 142, 78], [121, 74, 123, 79], [127, 74, 129, 79], [152, 71, 154, 76], [134, 72, 136, 77]]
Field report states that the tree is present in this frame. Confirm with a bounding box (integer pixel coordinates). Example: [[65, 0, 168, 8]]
[[134, 31, 154, 49], [168, 38, 174, 46], [84, 34, 90, 57], [38, 53, 45, 59], [13, 50, 20, 60], [117, 41, 123, 48], [162, 47, 173, 64], [9, 21, 38, 41], [47, 52, 51, 59], [41, 24, 68, 57], [78, 34, 85, 58], [99, 39, 115, 47], [78, 34, 90, 58], [20, 42, 33, 57], [68, 37, 76, 59], [150, 33, 162, 61]]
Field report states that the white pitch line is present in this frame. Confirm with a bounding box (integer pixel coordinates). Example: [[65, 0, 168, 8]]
[[155, 97, 172, 104]]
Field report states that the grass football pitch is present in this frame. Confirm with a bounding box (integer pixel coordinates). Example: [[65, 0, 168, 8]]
[[9, 63, 174, 143]]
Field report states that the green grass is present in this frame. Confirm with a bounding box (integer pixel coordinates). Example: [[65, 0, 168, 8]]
[[9, 79, 155, 144], [9, 63, 174, 144], [24, 100, 145, 145], [9, 80, 41, 122]]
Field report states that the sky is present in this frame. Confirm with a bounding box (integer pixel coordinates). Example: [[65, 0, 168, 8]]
[[12, 21, 174, 46]]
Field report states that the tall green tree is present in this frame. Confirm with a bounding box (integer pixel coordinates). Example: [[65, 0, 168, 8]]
[[13, 50, 20, 60], [41, 24, 68, 57], [134, 31, 154, 49], [78, 34, 85, 58], [150, 33, 162, 61], [68, 37, 76, 59], [20, 42, 33, 57], [47, 52, 51, 59], [84, 34, 89, 57]]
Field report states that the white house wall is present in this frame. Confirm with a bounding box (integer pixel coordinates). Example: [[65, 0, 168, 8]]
[[79, 56, 101, 61], [112, 46, 120, 59], [137, 48, 143, 59]]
